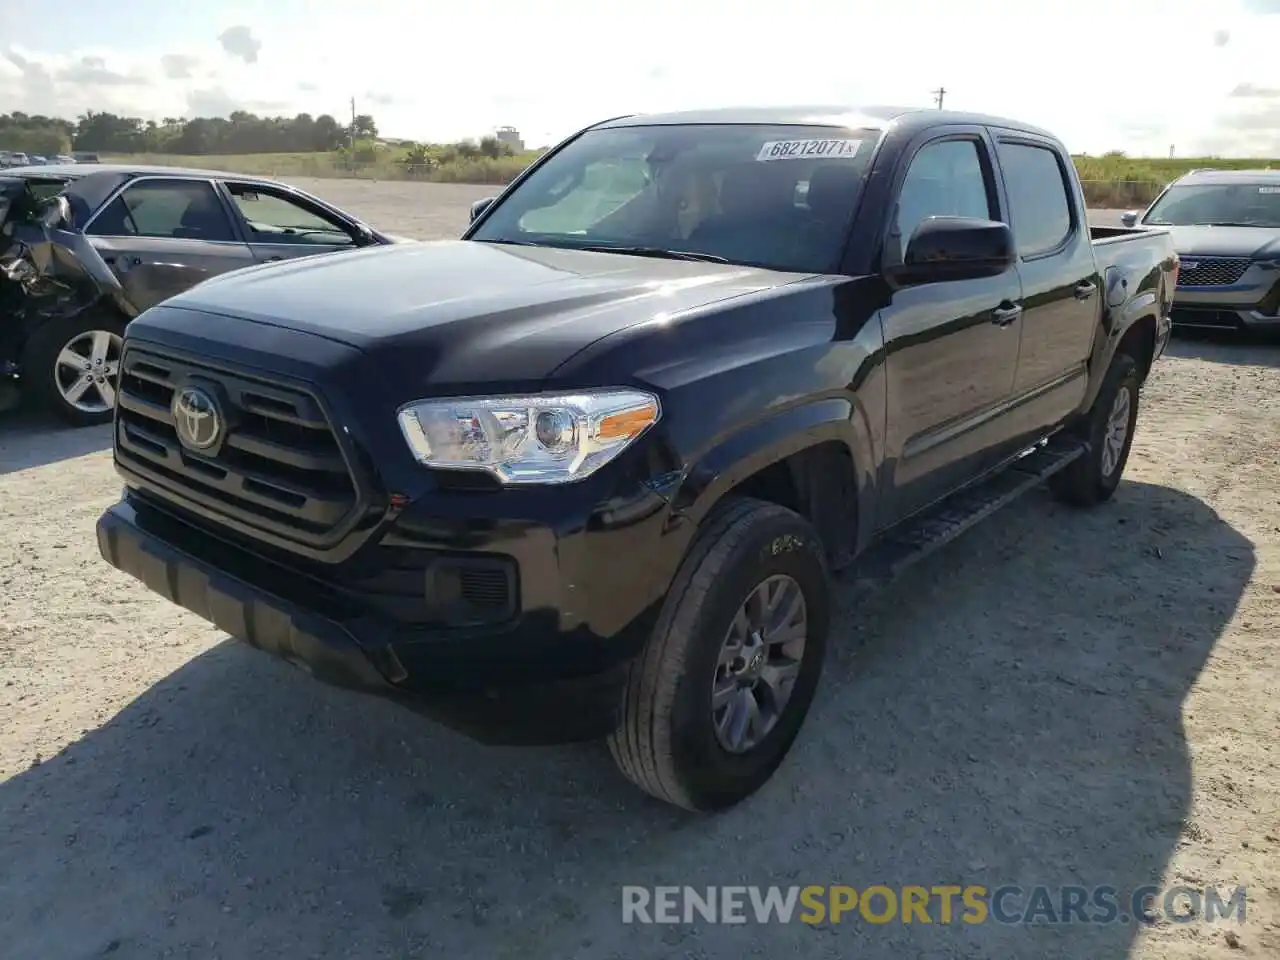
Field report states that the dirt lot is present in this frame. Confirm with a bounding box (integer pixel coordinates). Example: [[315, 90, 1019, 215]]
[[1, 182, 1278, 959]]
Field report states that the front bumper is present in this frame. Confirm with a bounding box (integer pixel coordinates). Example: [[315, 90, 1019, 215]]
[[1171, 263, 1280, 331], [1169, 304, 1280, 331], [96, 495, 657, 744]]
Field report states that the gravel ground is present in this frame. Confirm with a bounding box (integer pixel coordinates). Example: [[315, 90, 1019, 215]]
[[1, 184, 1278, 959]]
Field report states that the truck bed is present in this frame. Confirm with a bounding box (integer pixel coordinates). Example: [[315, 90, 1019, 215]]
[[1090, 224, 1164, 244]]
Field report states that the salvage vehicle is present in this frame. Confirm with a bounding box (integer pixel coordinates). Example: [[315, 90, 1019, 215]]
[[96, 106, 1179, 812], [1121, 168, 1280, 333], [1, 164, 403, 424]]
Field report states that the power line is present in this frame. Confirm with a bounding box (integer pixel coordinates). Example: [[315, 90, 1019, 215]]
[[931, 86, 947, 109]]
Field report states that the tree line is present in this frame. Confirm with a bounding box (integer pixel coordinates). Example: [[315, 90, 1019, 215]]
[[0, 110, 381, 156]]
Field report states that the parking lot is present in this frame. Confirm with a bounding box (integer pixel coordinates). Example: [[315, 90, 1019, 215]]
[[1, 181, 1278, 959]]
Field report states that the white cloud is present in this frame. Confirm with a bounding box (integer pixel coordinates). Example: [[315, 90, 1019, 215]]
[[160, 54, 199, 81], [216, 25, 261, 66], [2, 0, 1280, 154]]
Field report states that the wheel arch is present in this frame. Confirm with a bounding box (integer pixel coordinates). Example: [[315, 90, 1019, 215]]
[[671, 396, 877, 570], [1083, 283, 1161, 413]]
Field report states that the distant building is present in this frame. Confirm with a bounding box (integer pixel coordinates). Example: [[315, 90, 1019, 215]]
[[495, 126, 524, 152]]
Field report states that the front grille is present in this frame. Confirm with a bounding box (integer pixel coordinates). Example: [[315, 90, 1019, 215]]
[[115, 345, 360, 547], [1177, 257, 1251, 286]]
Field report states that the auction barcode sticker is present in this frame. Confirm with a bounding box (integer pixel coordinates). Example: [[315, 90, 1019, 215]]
[[756, 139, 863, 162], [1259, 186, 1280, 193]]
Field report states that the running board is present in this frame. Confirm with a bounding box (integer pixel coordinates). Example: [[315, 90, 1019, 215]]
[[850, 437, 1087, 585]]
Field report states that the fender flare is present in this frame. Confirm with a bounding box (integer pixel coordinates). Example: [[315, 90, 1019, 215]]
[[672, 395, 878, 541], [1082, 264, 1164, 412]]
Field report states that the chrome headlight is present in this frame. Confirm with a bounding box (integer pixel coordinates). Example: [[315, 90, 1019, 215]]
[[396, 389, 661, 484]]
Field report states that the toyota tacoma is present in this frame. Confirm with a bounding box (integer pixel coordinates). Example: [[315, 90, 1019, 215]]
[[96, 106, 1179, 811]]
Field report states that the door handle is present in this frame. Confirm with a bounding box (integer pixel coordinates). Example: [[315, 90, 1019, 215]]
[[1074, 280, 1097, 300], [991, 302, 1023, 326]]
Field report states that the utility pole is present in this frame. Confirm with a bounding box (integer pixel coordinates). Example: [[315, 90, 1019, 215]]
[[932, 86, 947, 109], [349, 96, 357, 148]]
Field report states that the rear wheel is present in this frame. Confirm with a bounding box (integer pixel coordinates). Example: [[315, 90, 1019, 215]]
[[22, 312, 126, 427], [608, 498, 830, 812], [1049, 352, 1140, 507]]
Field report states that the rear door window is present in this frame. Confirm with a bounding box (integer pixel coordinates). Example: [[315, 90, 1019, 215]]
[[87, 179, 238, 242], [995, 141, 1074, 257]]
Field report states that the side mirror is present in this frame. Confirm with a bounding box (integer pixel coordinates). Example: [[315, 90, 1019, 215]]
[[352, 223, 378, 246], [1120, 211, 1139, 227], [470, 197, 496, 223], [891, 217, 1016, 286]]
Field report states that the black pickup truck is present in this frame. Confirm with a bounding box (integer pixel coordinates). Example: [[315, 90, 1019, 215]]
[[96, 106, 1178, 812]]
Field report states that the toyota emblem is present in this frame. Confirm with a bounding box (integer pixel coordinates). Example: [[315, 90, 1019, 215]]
[[172, 386, 222, 450]]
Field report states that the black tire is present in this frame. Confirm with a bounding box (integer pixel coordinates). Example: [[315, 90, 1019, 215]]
[[21, 311, 126, 427], [608, 497, 830, 812], [1049, 352, 1140, 507]]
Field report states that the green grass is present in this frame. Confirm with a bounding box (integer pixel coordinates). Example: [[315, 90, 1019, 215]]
[[104, 148, 538, 185], [1074, 154, 1279, 208], [103, 149, 1280, 209]]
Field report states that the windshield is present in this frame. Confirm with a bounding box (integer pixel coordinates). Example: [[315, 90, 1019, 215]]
[[469, 123, 880, 273], [25, 178, 70, 202], [1144, 182, 1280, 227]]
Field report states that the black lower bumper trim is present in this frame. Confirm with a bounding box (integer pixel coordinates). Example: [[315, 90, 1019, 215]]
[[95, 500, 627, 745], [97, 502, 392, 693]]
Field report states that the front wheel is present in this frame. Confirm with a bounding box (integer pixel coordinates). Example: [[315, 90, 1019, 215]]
[[22, 312, 126, 427], [1049, 352, 1141, 507], [608, 498, 830, 812]]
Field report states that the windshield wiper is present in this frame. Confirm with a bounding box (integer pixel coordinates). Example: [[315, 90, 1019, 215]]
[[574, 244, 731, 264], [1192, 221, 1268, 227], [479, 238, 732, 263]]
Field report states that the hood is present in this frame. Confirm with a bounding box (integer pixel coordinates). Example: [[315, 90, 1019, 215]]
[[1163, 224, 1280, 259], [158, 239, 800, 391]]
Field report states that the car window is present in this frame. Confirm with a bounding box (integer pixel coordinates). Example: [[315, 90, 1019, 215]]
[[996, 141, 1074, 256], [226, 184, 355, 245], [896, 139, 994, 250], [25, 178, 69, 202], [88, 179, 237, 242], [1143, 183, 1280, 227], [518, 159, 651, 234], [470, 123, 879, 274]]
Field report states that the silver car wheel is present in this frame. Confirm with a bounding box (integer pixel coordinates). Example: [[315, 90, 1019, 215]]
[[54, 329, 122, 413], [1101, 385, 1132, 478], [711, 574, 808, 755]]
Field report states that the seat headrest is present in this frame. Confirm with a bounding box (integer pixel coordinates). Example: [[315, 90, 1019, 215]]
[[718, 163, 793, 215], [179, 200, 221, 228], [805, 164, 862, 219]]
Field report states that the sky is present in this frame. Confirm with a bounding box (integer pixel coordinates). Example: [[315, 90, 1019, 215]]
[[4, 0, 1280, 156]]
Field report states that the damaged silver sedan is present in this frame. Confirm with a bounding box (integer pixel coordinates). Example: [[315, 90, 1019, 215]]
[[1, 164, 404, 425]]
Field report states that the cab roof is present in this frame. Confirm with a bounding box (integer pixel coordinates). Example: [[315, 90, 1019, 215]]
[[593, 105, 1060, 141]]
